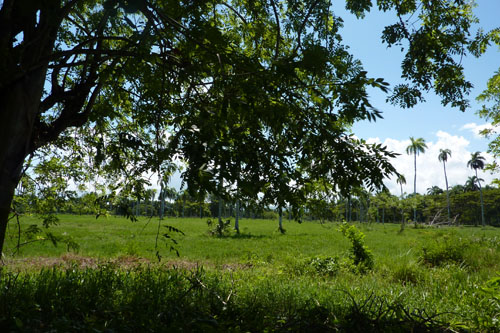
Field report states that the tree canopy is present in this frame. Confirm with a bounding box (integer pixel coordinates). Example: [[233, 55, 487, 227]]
[[477, 29, 500, 184], [0, 0, 496, 256]]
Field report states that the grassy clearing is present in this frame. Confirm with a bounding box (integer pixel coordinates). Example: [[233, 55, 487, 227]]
[[2, 215, 500, 331]]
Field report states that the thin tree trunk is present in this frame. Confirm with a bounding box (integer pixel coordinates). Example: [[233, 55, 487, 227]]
[[400, 184, 405, 230], [218, 198, 222, 224], [348, 195, 352, 222], [476, 169, 486, 227], [182, 196, 185, 218], [278, 206, 284, 233], [159, 185, 165, 219], [345, 199, 348, 221], [234, 200, 240, 233], [443, 162, 451, 221], [413, 153, 417, 222]]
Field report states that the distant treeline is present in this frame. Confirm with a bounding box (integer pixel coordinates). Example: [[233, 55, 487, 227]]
[[12, 186, 500, 226]]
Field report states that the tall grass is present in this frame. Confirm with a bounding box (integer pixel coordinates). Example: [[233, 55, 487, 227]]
[[2, 264, 499, 332], [2, 215, 500, 331]]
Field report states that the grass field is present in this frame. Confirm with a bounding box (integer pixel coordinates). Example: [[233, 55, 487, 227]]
[[2, 214, 500, 331]]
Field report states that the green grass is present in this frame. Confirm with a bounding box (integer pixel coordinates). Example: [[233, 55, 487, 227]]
[[5, 215, 500, 268], [2, 214, 500, 331]]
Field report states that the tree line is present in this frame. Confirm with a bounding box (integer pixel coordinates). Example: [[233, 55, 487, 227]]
[[13, 176, 500, 228]]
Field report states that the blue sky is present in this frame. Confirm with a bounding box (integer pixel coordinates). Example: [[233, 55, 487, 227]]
[[339, 0, 500, 194]]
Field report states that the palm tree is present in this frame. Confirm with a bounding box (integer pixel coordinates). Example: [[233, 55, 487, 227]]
[[467, 152, 486, 226], [438, 148, 452, 221], [448, 185, 464, 197], [464, 176, 481, 192], [396, 174, 406, 198], [426, 185, 443, 196], [406, 137, 427, 222]]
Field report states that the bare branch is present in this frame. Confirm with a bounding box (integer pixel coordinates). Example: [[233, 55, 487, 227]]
[[270, 0, 281, 61], [221, 2, 248, 25], [292, 0, 321, 56]]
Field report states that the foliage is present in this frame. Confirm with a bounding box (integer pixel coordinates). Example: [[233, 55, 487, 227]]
[[206, 218, 232, 237], [476, 273, 500, 328], [338, 223, 374, 272], [419, 235, 467, 267], [477, 34, 500, 185], [307, 256, 342, 276], [1, 0, 494, 257]]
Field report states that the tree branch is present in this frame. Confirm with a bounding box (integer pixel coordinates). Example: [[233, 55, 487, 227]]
[[270, 0, 281, 61], [292, 0, 321, 57]]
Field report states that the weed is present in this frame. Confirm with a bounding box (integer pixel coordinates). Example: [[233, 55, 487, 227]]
[[308, 256, 342, 276], [207, 218, 232, 237], [338, 223, 374, 273], [391, 262, 424, 285]]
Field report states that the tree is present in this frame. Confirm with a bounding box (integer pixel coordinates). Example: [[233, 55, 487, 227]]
[[464, 176, 481, 192], [438, 148, 452, 221], [0, 0, 490, 256], [406, 137, 427, 222], [450, 184, 466, 195], [426, 186, 443, 196], [396, 174, 406, 198], [477, 29, 500, 185], [467, 152, 486, 226]]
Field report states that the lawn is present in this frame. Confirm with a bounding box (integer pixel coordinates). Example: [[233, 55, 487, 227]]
[[1, 214, 500, 331]]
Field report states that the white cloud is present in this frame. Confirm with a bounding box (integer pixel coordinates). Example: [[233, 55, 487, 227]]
[[461, 122, 497, 139], [378, 131, 496, 195]]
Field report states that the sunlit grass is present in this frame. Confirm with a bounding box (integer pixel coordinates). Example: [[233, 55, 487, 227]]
[[2, 214, 500, 331]]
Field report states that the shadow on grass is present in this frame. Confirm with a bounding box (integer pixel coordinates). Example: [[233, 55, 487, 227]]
[[228, 233, 269, 240]]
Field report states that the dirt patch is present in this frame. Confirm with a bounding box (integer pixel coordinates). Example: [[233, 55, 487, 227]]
[[1, 255, 253, 272], [1, 254, 151, 271]]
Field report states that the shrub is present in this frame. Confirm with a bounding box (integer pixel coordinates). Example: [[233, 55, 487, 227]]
[[262, 210, 278, 220], [207, 218, 232, 237], [308, 256, 342, 276], [338, 223, 374, 273]]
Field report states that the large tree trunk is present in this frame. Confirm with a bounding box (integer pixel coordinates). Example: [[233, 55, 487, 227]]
[[0, 68, 46, 257]]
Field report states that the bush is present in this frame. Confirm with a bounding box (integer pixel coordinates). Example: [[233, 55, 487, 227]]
[[308, 256, 342, 276], [262, 210, 278, 220], [207, 218, 232, 237], [419, 235, 467, 267], [338, 223, 374, 273]]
